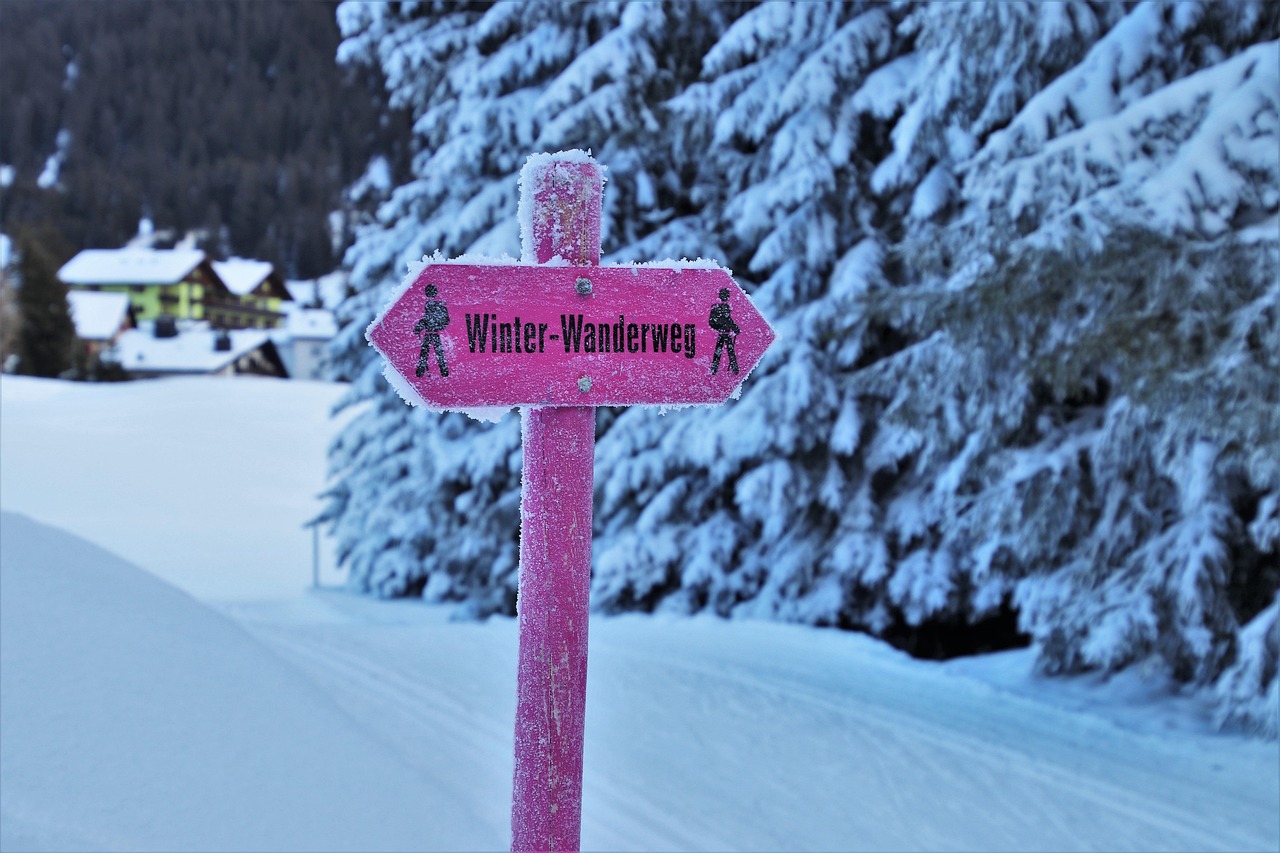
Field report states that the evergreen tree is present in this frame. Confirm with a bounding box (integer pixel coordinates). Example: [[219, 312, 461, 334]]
[[0, 237, 21, 372], [12, 224, 75, 378], [865, 1, 1278, 734], [0, 0, 404, 278], [324, 0, 725, 610], [325, 1, 1279, 734], [594, 1, 907, 621]]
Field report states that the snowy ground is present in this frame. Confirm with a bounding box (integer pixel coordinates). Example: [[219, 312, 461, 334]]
[[1, 375, 1277, 852]]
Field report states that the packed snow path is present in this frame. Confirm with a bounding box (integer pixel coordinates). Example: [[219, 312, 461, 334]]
[[2, 376, 1277, 851], [232, 598, 1279, 852]]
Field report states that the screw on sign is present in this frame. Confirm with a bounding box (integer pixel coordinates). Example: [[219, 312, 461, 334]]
[[366, 151, 776, 852]]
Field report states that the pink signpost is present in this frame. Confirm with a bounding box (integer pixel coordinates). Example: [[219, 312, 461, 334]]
[[367, 152, 775, 852]]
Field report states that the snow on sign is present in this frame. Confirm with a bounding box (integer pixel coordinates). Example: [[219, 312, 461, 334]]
[[367, 263, 773, 408], [367, 151, 775, 853]]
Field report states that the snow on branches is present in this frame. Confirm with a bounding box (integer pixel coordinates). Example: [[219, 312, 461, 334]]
[[325, 0, 1279, 735]]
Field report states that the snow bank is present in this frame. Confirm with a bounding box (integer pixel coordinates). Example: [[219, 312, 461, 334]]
[[0, 511, 491, 851]]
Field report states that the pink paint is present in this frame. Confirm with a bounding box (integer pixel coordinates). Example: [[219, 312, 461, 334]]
[[511, 156, 602, 853], [366, 264, 774, 408], [512, 404, 593, 853]]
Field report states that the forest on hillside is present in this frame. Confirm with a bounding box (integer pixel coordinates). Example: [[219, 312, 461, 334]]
[[321, 1, 1279, 736], [0, 0, 407, 278]]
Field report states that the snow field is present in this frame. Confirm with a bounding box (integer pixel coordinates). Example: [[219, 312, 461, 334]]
[[1, 375, 1277, 851], [0, 375, 352, 600], [1, 512, 486, 852]]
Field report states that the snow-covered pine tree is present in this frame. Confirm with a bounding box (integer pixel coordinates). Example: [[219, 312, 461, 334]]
[[860, 1, 1279, 733], [322, 0, 725, 612], [594, 1, 908, 623], [325, 0, 1279, 734], [591, 0, 1118, 643], [600, 0, 1278, 731], [11, 224, 75, 378]]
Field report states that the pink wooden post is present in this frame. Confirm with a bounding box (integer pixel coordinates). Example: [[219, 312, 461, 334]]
[[512, 156, 603, 852]]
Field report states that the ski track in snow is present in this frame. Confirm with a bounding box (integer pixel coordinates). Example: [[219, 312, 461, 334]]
[[3, 376, 1277, 852], [596, 639, 1253, 851], [234, 595, 1278, 853]]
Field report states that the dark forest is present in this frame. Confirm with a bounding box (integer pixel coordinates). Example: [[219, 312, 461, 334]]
[[0, 0, 407, 278]]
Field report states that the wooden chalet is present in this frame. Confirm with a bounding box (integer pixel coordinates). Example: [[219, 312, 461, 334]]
[[58, 248, 292, 331], [211, 259, 293, 329]]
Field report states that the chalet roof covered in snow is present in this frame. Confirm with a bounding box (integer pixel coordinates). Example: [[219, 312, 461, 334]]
[[284, 308, 337, 340], [212, 259, 281, 297], [59, 248, 207, 286], [285, 271, 347, 310], [67, 291, 131, 341], [113, 327, 280, 375]]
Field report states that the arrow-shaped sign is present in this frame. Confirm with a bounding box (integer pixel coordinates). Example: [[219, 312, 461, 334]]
[[367, 261, 774, 409]]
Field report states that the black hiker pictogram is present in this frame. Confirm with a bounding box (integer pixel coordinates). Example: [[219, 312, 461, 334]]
[[414, 283, 450, 377], [708, 287, 739, 375]]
